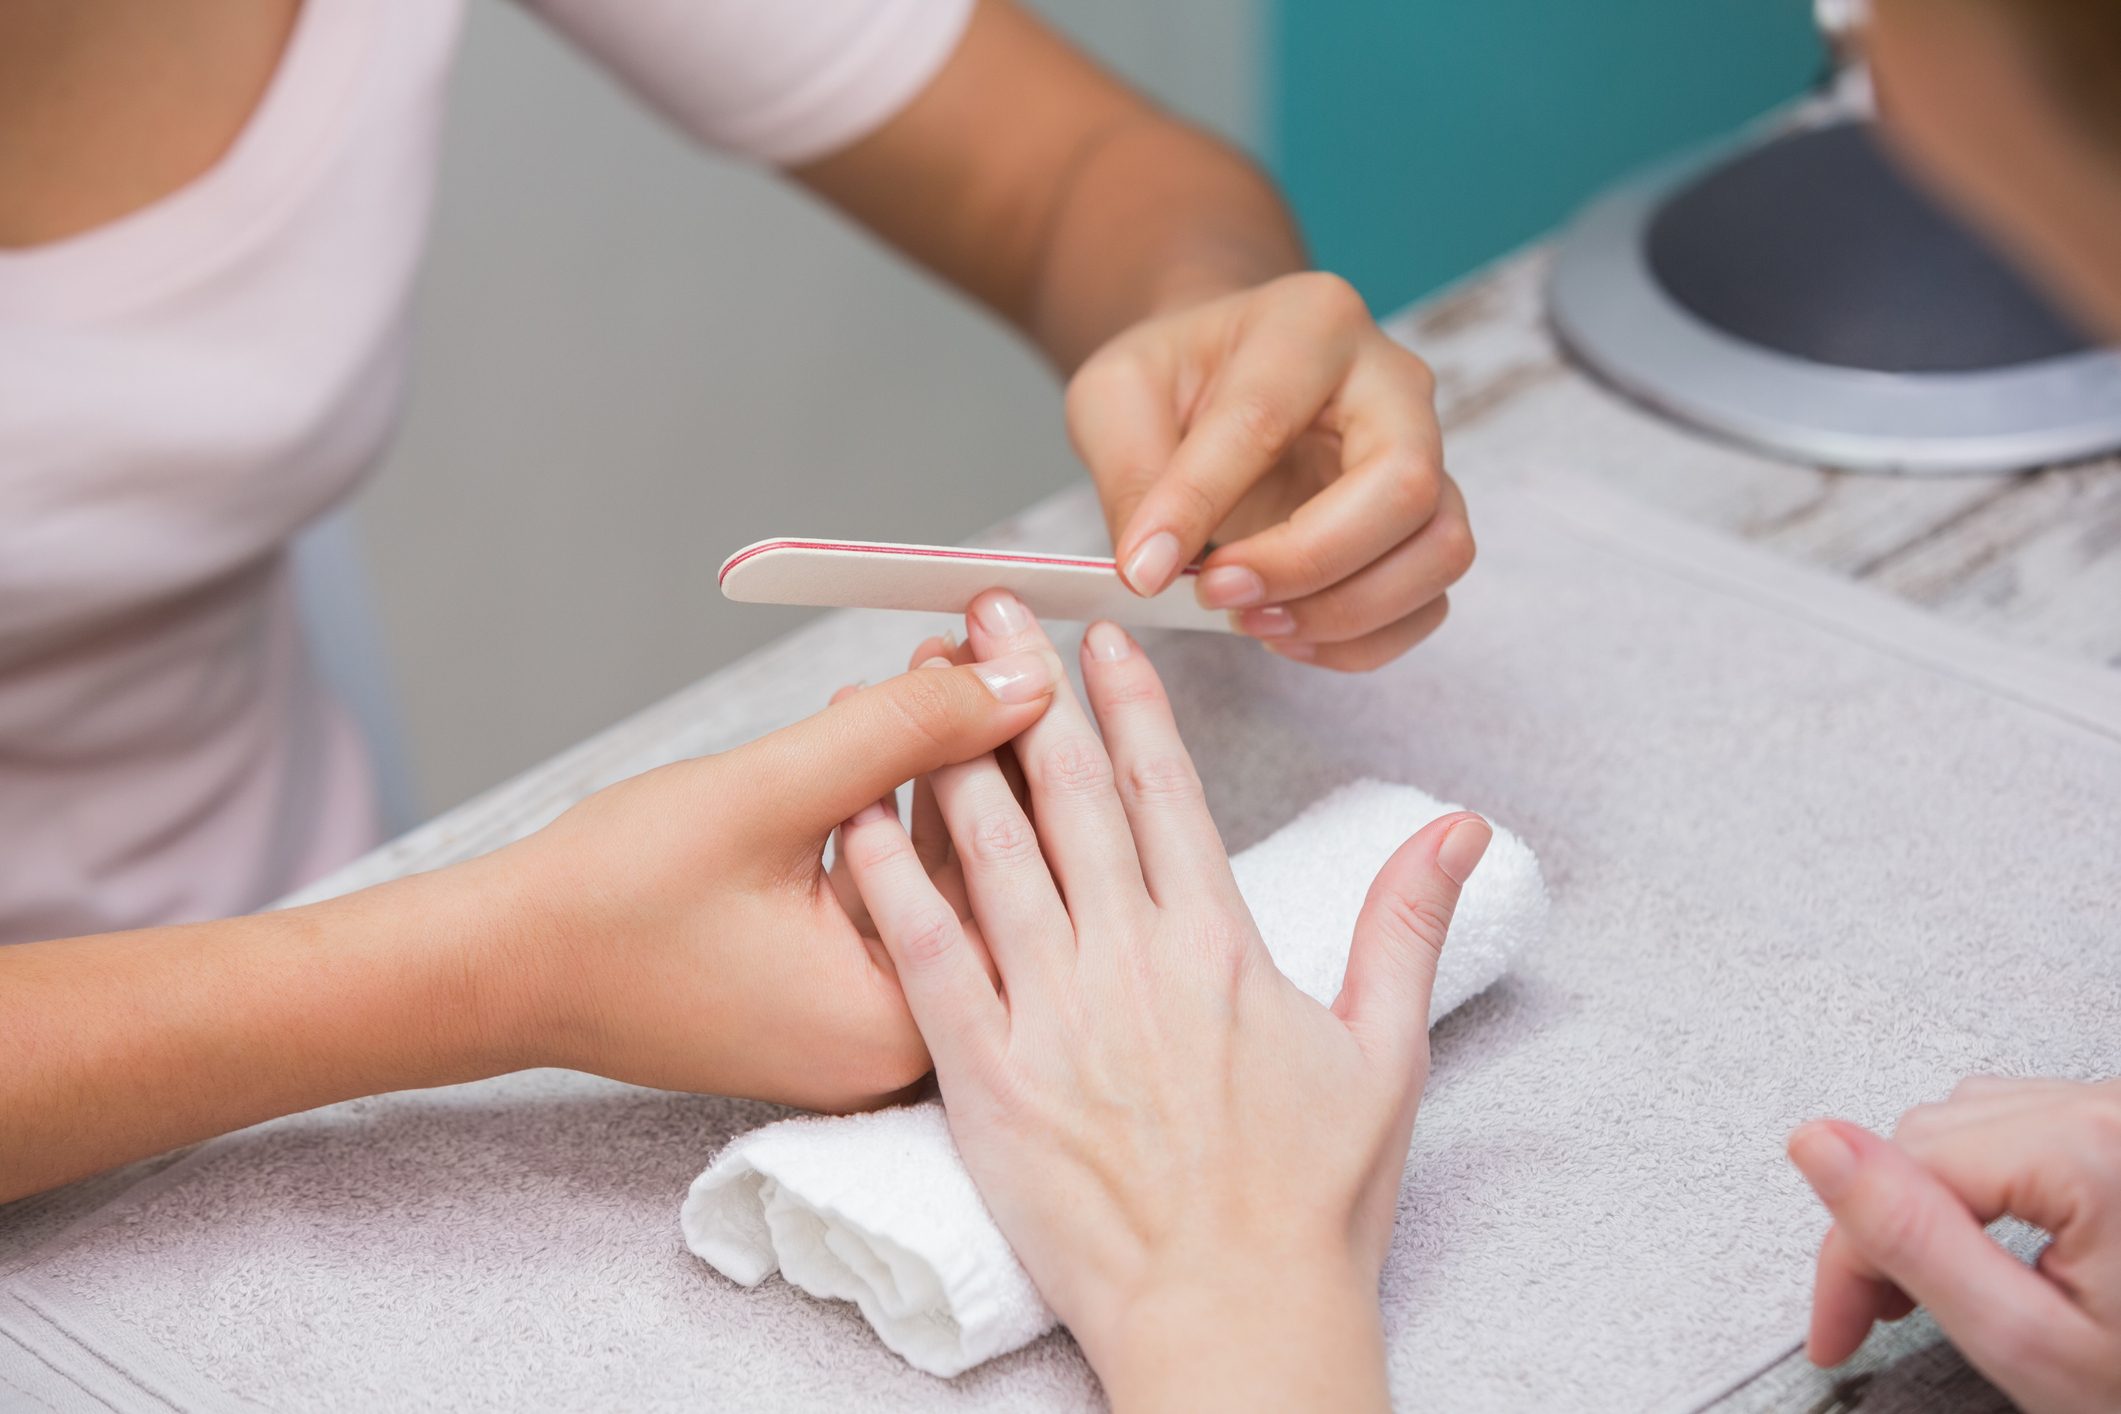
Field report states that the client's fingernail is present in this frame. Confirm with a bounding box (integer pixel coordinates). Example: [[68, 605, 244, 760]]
[[975, 591, 1029, 637], [974, 649, 1060, 703], [1265, 639, 1316, 662], [1788, 1122, 1861, 1201], [1237, 605, 1298, 638], [1084, 621, 1133, 662], [1437, 816, 1492, 885], [920, 655, 953, 670], [848, 799, 893, 827], [1196, 565, 1266, 610], [1123, 532, 1182, 596]]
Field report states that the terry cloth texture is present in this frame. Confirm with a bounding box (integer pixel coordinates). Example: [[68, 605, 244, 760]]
[[680, 780, 1548, 1376], [0, 474, 2115, 1413]]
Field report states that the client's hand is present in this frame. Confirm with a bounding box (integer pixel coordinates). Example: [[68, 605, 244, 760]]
[[499, 646, 1062, 1112], [838, 591, 1490, 1412], [1790, 1078, 2121, 1413]]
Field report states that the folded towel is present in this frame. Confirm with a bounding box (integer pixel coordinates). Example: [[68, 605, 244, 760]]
[[681, 779, 1548, 1377]]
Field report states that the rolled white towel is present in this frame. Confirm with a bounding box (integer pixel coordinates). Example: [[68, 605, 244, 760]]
[[681, 780, 1549, 1377]]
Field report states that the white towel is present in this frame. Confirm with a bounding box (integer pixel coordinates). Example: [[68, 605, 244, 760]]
[[681, 780, 1549, 1377]]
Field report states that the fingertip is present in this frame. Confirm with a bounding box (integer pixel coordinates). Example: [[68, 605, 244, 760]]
[[907, 633, 959, 671], [1789, 1120, 1867, 1203], [1120, 529, 1183, 598], [970, 649, 1063, 706], [1082, 620, 1134, 664], [969, 588, 1032, 640], [1436, 814, 1491, 886]]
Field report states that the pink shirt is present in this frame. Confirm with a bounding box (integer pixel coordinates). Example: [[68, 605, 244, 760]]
[[0, 0, 973, 944]]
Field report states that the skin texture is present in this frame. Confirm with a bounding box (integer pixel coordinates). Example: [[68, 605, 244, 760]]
[[1787, 8, 2121, 1403], [799, 0, 1470, 671], [840, 593, 1491, 1411], [0, 654, 1061, 1202]]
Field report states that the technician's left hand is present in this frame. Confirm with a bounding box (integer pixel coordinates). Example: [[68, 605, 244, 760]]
[[1789, 1077, 2121, 1413], [1068, 271, 1472, 672]]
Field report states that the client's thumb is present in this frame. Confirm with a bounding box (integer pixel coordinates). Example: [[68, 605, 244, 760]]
[[1335, 813, 1490, 1065], [734, 650, 1062, 852]]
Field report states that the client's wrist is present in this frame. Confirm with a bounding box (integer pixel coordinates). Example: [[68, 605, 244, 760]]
[[1085, 1246, 1389, 1414]]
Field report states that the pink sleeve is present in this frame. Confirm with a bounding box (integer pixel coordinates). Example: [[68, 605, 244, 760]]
[[520, 0, 976, 165]]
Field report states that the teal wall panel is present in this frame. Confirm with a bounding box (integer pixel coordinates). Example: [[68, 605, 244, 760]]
[[1270, 3, 1824, 313]]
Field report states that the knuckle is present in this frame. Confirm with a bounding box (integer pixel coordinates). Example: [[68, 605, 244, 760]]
[[1224, 393, 1295, 456], [879, 672, 963, 755], [895, 909, 962, 968], [1893, 1102, 1945, 1143], [840, 824, 905, 872], [968, 809, 1039, 867], [1167, 474, 1224, 531], [1275, 537, 1335, 595], [1395, 346, 1439, 396], [1374, 889, 1453, 958], [1122, 753, 1203, 809], [1287, 589, 1358, 642], [1296, 270, 1366, 323], [1095, 669, 1166, 710], [1372, 457, 1441, 528], [1432, 510, 1477, 579], [1861, 1189, 1934, 1269], [1035, 733, 1115, 799], [1066, 347, 1145, 420], [1185, 914, 1257, 976]]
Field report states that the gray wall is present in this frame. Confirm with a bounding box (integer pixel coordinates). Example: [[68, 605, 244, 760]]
[[352, 0, 1261, 816]]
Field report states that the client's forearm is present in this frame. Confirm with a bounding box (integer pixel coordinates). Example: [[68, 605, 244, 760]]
[[0, 859, 535, 1202]]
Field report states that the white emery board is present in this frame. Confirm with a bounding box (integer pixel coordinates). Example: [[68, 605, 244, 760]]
[[718, 538, 1237, 633]]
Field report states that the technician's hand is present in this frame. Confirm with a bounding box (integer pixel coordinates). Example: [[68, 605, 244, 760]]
[[839, 591, 1491, 1410], [498, 645, 1061, 1113], [1069, 271, 1472, 672], [1790, 1077, 2121, 1413]]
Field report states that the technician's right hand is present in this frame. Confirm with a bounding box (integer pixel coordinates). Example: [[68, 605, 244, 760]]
[[839, 592, 1490, 1412], [1790, 1077, 2121, 1413]]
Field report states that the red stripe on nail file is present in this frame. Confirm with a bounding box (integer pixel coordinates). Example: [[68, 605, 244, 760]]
[[717, 538, 1234, 633]]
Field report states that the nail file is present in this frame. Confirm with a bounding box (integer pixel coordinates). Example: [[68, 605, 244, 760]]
[[718, 538, 1236, 633]]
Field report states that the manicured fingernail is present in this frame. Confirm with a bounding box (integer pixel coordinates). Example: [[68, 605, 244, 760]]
[[1237, 605, 1298, 638], [848, 799, 893, 826], [1265, 640, 1316, 661], [1437, 816, 1492, 885], [974, 649, 1061, 703], [1196, 565, 1266, 610], [920, 655, 953, 670], [1123, 532, 1182, 596], [1084, 621, 1133, 662], [1789, 1122, 1861, 1201], [975, 590, 1028, 637]]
